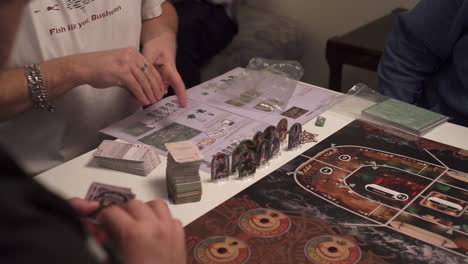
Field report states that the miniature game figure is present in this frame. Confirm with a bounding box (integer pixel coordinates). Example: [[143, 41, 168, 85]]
[[231, 145, 243, 173], [240, 139, 256, 153], [288, 123, 302, 150], [270, 135, 281, 158], [238, 150, 256, 178], [253, 131, 263, 147], [263, 125, 277, 142], [211, 153, 230, 181], [255, 139, 270, 167], [276, 118, 288, 143]]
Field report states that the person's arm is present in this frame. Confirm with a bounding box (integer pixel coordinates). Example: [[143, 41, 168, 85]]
[[141, 1, 187, 107], [378, 0, 466, 103], [0, 47, 165, 121]]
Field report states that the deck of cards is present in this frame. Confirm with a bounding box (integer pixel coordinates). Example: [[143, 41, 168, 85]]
[[94, 140, 161, 176], [165, 141, 204, 204]]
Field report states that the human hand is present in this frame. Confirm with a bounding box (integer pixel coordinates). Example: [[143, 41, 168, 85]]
[[142, 32, 187, 107], [73, 47, 166, 105], [68, 197, 100, 216], [97, 199, 186, 264]]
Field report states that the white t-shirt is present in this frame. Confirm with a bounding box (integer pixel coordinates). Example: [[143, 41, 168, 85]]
[[0, 0, 164, 175]]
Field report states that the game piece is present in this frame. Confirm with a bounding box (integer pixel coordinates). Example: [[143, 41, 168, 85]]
[[262, 125, 277, 142], [370, 161, 378, 169], [94, 140, 160, 176], [270, 132, 281, 158], [238, 150, 256, 178], [300, 130, 318, 144], [253, 131, 263, 147], [276, 118, 288, 144], [287, 123, 302, 150], [211, 153, 230, 181], [240, 139, 256, 153], [231, 145, 243, 174], [315, 115, 326, 127], [255, 139, 270, 167], [165, 141, 204, 204]]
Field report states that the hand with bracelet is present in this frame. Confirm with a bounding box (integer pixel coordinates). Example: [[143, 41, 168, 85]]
[[0, 46, 176, 120]]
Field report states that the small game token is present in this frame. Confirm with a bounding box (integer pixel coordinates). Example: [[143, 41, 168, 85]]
[[301, 130, 318, 144], [238, 150, 256, 178], [315, 116, 326, 127], [288, 123, 302, 150], [276, 118, 288, 143], [211, 153, 230, 181]]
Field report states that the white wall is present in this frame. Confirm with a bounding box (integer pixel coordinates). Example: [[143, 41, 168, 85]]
[[255, 0, 419, 92]]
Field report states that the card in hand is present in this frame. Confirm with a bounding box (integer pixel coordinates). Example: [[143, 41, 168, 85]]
[[85, 182, 135, 207]]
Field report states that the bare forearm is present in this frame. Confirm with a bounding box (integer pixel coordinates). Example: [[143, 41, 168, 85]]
[[0, 56, 83, 120], [141, 1, 178, 46]]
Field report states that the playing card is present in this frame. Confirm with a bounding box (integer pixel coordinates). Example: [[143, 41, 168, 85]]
[[84, 182, 135, 206]]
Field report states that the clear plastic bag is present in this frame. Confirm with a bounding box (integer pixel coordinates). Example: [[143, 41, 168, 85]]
[[327, 83, 449, 136], [215, 58, 304, 113]]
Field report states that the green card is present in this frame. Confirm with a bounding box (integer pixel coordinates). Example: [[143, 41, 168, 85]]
[[362, 98, 448, 133]]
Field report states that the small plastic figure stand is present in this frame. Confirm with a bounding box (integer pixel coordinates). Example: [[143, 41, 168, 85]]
[[331, 143, 337, 151], [288, 123, 302, 150], [241, 139, 256, 153], [255, 139, 270, 168], [253, 131, 263, 147], [370, 161, 378, 170], [276, 118, 288, 144], [270, 133, 281, 158], [262, 125, 277, 142], [231, 145, 243, 174], [211, 153, 230, 182], [238, 150, 256, 179]]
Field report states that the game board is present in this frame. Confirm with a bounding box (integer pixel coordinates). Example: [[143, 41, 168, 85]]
[[185, 120, 468, 264]]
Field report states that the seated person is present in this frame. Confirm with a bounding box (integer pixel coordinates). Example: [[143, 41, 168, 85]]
[[378, 0, 468, 127], [0, 0, 187, 175], [0, 1, 186, 264]]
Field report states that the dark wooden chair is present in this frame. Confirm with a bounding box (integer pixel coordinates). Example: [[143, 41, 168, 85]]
[[326, 8, 406, 92]]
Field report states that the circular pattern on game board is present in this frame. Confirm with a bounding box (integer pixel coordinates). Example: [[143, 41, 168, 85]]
[[320, 167, 333, 175], [338, 154, 351, 161], [304, 235, 361, 264], [238, 208, 291, 237], [194, 236, 251, 264]]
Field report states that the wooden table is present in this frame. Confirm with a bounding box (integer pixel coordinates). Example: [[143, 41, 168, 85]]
[[326, 8, 406, 92]]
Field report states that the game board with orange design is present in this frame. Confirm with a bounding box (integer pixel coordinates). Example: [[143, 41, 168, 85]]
[[185, 120, 467, 264]]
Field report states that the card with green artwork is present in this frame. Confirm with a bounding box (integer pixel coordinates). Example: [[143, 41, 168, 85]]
[[362, 98, 449, 134]]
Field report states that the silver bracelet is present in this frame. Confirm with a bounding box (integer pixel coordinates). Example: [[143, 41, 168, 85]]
[[24, 63, 55, 112]]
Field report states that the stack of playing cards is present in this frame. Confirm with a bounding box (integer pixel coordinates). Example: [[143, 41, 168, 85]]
[[94, 140, 161, 176], [165, 141, 204, 204]]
